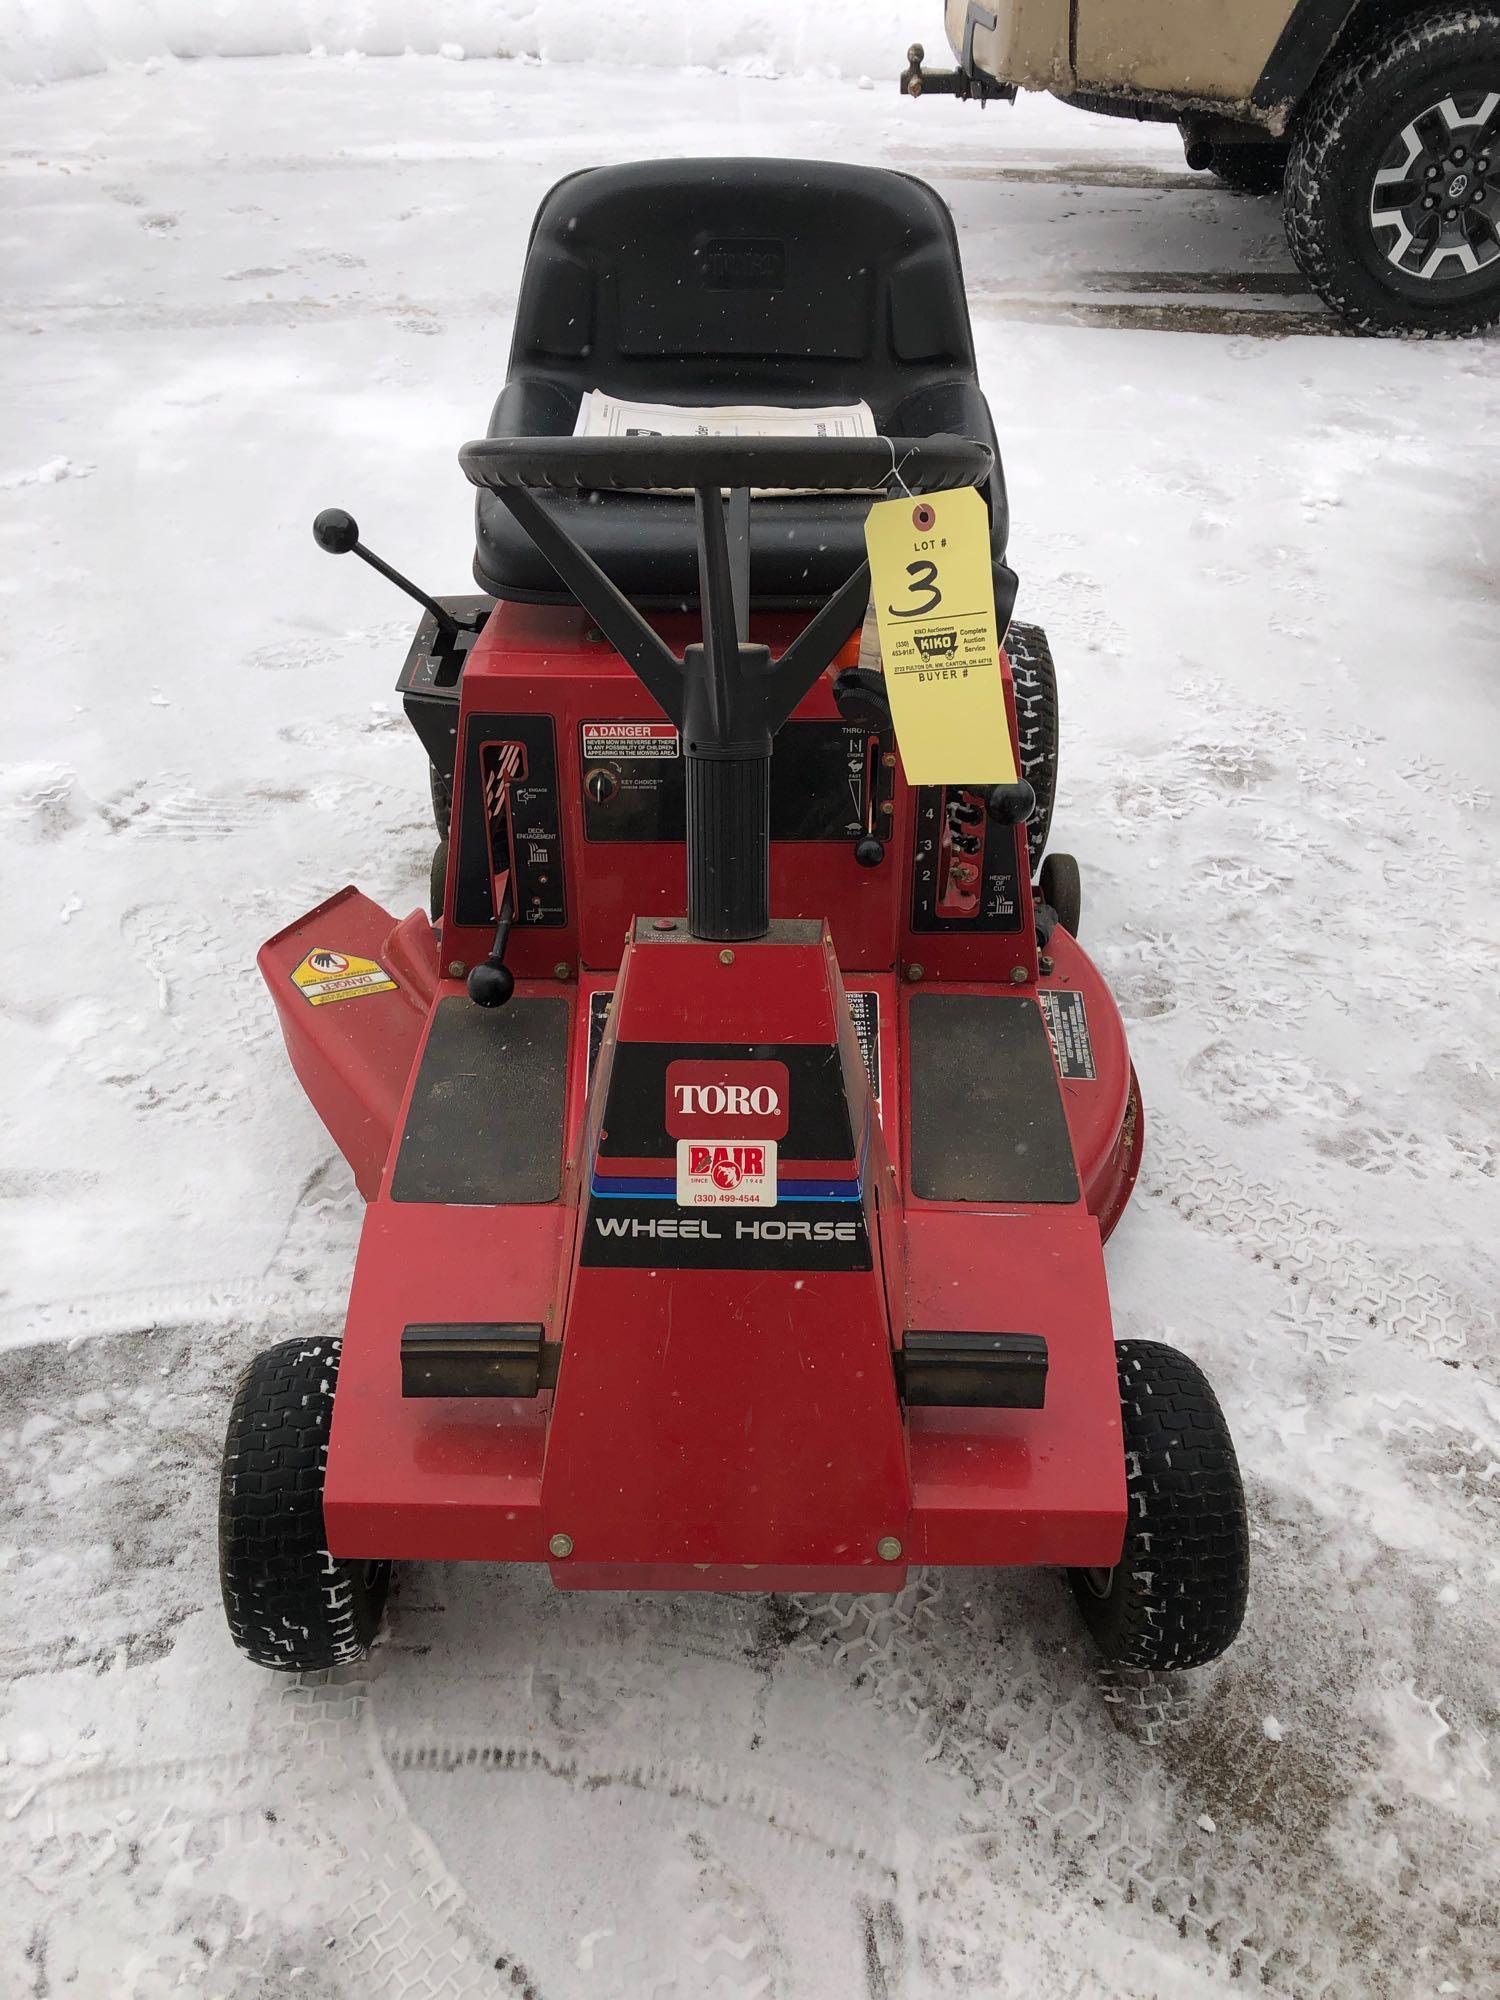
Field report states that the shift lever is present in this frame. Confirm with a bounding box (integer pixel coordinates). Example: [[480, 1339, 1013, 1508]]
[[467, 882, 515, 1008], [312, 508, 461, 648]]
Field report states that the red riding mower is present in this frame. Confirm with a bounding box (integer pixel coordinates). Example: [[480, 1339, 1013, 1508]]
[[219, 160, 1248, 1674]]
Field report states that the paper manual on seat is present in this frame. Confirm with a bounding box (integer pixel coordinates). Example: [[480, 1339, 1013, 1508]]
[[574, 391, 876, 441]]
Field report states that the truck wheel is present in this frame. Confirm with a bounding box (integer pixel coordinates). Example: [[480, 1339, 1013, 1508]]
[[1211, 142, 1289, 195], [1005, 621, 1058, 874], [219, 1336, 389, 1672], [1284, 9, 1500, 335], [1038, 851, 1081, 938], [429, 760, 453, 835], [1069, 1341, 1249, 1671]]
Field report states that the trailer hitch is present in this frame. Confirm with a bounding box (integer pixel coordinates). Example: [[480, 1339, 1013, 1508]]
[[900, 10, 1016, 108]]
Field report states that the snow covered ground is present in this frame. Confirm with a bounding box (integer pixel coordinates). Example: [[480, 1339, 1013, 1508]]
[[2, 46, 1498, 2000]]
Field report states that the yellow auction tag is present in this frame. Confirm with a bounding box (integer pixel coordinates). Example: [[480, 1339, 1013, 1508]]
[[863, 485, 1017, 787]]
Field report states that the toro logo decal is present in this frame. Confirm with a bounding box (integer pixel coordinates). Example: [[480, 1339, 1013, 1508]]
[[665, 1060, 789, 1140], [666, 1060, 786, 1207]]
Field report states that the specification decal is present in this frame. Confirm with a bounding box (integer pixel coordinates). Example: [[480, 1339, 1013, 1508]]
[[848, 990, 880, 1097], [290, 949, 396, 1007], [1039, 989, 1097, 1081]]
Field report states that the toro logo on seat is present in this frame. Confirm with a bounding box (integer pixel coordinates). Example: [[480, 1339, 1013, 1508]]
[[665, 1060, 789, 1140]]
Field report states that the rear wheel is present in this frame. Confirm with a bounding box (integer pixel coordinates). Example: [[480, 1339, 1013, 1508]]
[[1039, 850, 1081, 938], [429, 760, 453, 835], [1284, 9, 1500, 335], [1069, 1340, 1249, 1671], [429, 838, 449, 922], [219, 1336, 389, 1672], [1005, 621, 1058, 874], [1211, 142, 1289, 195]]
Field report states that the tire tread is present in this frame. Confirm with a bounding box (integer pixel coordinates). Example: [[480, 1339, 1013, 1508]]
[[1071, 1339, 1249, 1671], [1284, 7, 1500, 336], [218, 1335, 387, 1672], [1005, 620, 1059, 872]]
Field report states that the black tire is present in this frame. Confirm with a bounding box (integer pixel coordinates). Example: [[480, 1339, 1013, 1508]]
[[1069, 1341, 1249, 1671], [429, 759, 453, 835], [1005, 620, 1058, 874], [1284, 9, 1500, 335], [1211, 142, 1290, 195], [219, 1336, 389, 1672], [1039, 850, 1081, 938], [429, 838, 449, 922]]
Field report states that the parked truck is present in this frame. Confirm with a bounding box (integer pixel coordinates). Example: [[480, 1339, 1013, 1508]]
[[902, 1, 1500, 335]]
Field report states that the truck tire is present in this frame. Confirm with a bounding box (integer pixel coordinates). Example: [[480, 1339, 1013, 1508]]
[[1284, 9, 1500, 335], [219, 1336, 389, 1672], [1211, 142, 1290, 194], [1005, 621, 1058, 875], [1069, 1341, 1249, 1671]]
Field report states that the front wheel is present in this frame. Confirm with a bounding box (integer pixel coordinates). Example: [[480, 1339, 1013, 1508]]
[[219, 1336, 390, 1672], [1069, 1340, 1249, 1670], [1284, 9, 1500, 335]]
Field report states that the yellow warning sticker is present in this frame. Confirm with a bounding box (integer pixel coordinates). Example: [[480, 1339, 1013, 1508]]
[[291, 948, 397, 1006], [864, 484, 1018, 787]]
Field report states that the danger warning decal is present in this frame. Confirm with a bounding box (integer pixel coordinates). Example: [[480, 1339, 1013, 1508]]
[[291, 948, 397, 1007], [582, 721, 680, 760]]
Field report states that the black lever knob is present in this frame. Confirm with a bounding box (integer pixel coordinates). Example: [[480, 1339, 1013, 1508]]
[[311, 507, 460, 647], [313, 507, 360, 554], [467, 960, 515, 1008], [985, 779, 1037, 827], [467, 886, 515, 1007], [832, 667, 892, 729], [854, 835, 885, 868]]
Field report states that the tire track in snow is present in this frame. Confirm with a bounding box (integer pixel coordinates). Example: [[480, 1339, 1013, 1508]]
[[0, 1279, 347, 1351], [786, 1579, 1360, 2000], [1142, 1118, 1486, 1364], [13, 1675, 508, 2000]]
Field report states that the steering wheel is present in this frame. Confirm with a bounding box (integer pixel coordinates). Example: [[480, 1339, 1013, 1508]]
[[458, 432, 993, 495], [456, 429, 1001, 946]]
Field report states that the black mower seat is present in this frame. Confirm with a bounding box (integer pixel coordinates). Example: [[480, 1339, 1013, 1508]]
[[474, 158, 1010, 610]]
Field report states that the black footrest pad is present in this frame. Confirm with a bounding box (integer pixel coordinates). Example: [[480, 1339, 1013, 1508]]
[[908, 993, 1079, 1203], [392, 995, 567, 1205], [402, 1322, 555, 1398], [899, 1330, 1048, 1408]]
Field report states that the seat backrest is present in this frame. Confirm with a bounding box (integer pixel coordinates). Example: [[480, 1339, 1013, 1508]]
[[508, 157, 980, 405]]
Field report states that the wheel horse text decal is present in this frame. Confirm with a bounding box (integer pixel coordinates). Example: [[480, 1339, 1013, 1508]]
[[583, 1043, 871, 1270]]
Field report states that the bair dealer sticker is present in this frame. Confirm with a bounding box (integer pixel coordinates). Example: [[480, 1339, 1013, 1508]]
[[291, 949, 396, 1006], [676, 1140, 776, 1208]]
